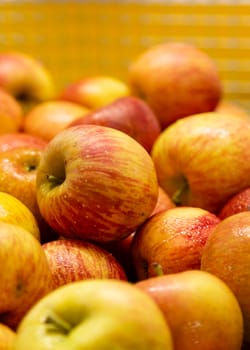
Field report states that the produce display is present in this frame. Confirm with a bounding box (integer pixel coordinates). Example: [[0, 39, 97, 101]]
[[0, 41, 249, 350]]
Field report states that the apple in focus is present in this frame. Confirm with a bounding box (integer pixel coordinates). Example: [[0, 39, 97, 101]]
[[69, 96, 161, 153], [42, 238, 127, 290], [0, 132, 47, 153], [201, 211, 250, 344], [136, 270, 243, 350], [59, 75, 130, 109], [13, 279, 173, 350], [131, 206, 220, 280], [36, 124, 159, 243], [0, 222, 52, 329], [151, 111, 250, 214], [128, 41, 222, 128]]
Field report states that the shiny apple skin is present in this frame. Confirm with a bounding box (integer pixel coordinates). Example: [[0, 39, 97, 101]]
[[36, 124, 159, 243]]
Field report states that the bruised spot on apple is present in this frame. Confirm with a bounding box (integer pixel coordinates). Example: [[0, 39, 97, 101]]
[[36, 124, 159, 243]]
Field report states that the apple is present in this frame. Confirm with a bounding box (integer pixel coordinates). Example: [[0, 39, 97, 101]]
[[69, 96, 161, 153], [42, 238, 127, 290], [128, 41, 222, 128], [136, 270, 243, 350], [151, 111, 250, 214], [0, 51, 55, 110], [0, 191, 40, 241], [59, 75, 130, 109], [23, 100, 90, 142], [0, 221, 53, 329], [0, 88, 23, 134], [36, 124, 159, 243], [13, 279, 173, 350], [216, 99, 250, 120], [131, 206, 220, 281], [150, 185, 176, 217], [219, 187, 250, 220], [201, 211, 250, 344], [0, 323, 16, 350], [0, 132, 47, 153]]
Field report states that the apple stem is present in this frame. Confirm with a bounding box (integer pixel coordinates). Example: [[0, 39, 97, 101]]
[[172, 179, 188, 205], [44, 311, 72, 335], [152, 262, 164, 276], [47, 174, 64, 186]]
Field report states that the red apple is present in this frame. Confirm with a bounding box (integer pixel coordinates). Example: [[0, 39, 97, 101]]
[[23, 100, 90, 142], [131, 206, 220, 281], [128, 41, 222, 128], [69, 96, 161, 153], [0, 51, 55, 109], [42, 238, 127, 290], [151, 111, 250, 214], [0, 88, 23, 134], [59, 75, 130, 109], [201, 211, 250, 344], [36, 124, 159, 243], [150, 185, 176, 217], [219, 187, 250, 220], [136, 270, 243, 350]]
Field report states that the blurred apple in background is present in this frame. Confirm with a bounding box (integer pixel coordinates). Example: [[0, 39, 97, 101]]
[[219, 187, 250, 220], [201, 211, 250, 345], [0, 222, 52, 329], [0, 88, 23, 134], [23, 100, 90, 142], [36, 124, 158, 243], [151, 111, 250, 214], [69, 96, 161, 153], [13, 279, 173, 350], [42, 238, 127, 290], [128, 41, 222, 129], [131, 206, 220, 281], [136, 270, 243, 350], [216, 99, 250, 120], [59, 75, 130, 110], [0, 191, 40, 241], [0, 132, 47, 153], [150, 185, 176, 217], [0, 323, 16, 350], [0, 51, 56, 111]]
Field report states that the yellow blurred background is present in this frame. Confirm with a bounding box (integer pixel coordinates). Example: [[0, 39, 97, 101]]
[[1, 1, 250, 110]]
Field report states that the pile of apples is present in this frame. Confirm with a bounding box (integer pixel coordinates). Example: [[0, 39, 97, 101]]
[[0, 42, 249, 350]]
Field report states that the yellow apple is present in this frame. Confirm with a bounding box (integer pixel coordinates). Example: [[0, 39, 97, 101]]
[[23, 100, 90, 142], [0, 323, 16, 350], [59, 75, 131, 109], [0, 88, 23, 134]]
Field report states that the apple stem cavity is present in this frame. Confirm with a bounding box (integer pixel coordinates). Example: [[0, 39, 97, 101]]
[[152, 262, 164, 276], [44, 311, 72, 335], [172, 178, 189, 206], [46, 174, 65, 188]]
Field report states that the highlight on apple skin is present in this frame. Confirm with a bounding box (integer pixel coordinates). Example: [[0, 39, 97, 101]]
[[36, 124, 159, 243]]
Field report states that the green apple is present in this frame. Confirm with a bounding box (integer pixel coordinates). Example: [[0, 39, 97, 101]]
[[131, 206, 220, 280], [201, 211, 250, 344], [151, 111, 250, 214], [13, 279, 173, 350], [36, 124, 159, 243], [42, 238, 127, 290], [0, 222, 52, 329], [59, 75, 130, 109], [136, 270, 243, 350], [128, 41, 222, 128]]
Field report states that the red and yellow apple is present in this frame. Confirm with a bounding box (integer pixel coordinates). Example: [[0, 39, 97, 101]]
[[219, 187, 250, 220], [216, 99, 250, 120], [42, 238, 127, 290], [23, 100, 90, 142], [201, 211, 250, 344], [128, 41, 222, 128], [131, 206, 220, 280], [136, 270, 243, 350], [151, 111, 250, 214], [36, 124, 158, 243], [0, 132, 47, 153], [59, 75, 130, 109], [0, 88, 23, 134], [69, 96, 161, 153]]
